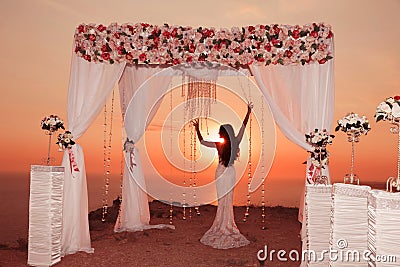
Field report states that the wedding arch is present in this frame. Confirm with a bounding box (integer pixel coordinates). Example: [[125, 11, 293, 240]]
[[61, 22, 334, 255]]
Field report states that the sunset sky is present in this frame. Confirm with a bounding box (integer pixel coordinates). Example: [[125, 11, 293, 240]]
[[0, 0, 399, 207]]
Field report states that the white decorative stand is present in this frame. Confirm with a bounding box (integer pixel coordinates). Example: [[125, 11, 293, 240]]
[[344, 132, 360, 185], [330, 183, 370, 266], [368, 190, 400, 266], [303, 184, 332, 266], [386, 120, 400, 192], [28, 165, 64, 267]]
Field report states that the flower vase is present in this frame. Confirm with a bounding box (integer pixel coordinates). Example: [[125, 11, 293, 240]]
[[386, 119, 400, 192], [344, 132, 360, 185]]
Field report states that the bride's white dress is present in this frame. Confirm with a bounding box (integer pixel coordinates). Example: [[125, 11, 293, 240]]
[[200, 163, 250, 249]]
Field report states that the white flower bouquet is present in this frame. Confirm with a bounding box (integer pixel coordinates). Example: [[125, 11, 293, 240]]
[[375, 96, 400, 122], [56, 131, 75, 150], [305, 129, 334, 169], [335, 112, 371, 137], [41, 115, 64, 133]]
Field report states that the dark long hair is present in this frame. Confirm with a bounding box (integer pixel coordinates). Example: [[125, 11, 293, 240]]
[[217, 124, 238, 167]]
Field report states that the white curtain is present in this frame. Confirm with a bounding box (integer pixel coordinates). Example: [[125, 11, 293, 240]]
[[61, 54, 125, 256], [250, 62, 334, 266], [115, 65, 174, 232], [250, 62, 334, 150]]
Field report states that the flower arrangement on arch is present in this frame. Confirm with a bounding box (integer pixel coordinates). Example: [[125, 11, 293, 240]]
[[335, 112, 371, 136], [375, 96, 400, 122], [56, 131, 76, 150], [305, 129, 334, 168], [41, 115, 64, 133], [74, 22, 334, 67]]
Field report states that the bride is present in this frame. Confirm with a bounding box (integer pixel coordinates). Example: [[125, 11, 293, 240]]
[[192, 102, 252, 249]]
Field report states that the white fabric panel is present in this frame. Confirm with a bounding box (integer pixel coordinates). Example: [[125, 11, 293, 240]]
[[28, 165, 64, 266], [122, 65, 173, 141], [67, 54, 126, 139], [61, 144, 94, 256], [250, 61, 334, 151], [302, 184, 332, 267], [250, 61, 334, 231], [330, 183, 370, 267], [368, 190, 400, 266], [62, 54, 125, 255], [114, 151, 150, 232], [116, 65, 174, 232]]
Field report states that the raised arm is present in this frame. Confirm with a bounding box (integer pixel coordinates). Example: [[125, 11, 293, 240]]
[[236, 102, 253, 144], [192, 118, 216, 148]]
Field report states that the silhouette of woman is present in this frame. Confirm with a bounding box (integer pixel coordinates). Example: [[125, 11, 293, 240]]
[[192, 102, 252, 249]]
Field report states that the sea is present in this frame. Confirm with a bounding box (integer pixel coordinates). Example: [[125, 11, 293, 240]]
[[0, 172, 386, 245]]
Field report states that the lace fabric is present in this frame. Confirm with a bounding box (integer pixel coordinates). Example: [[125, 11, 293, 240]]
[[200, 164, 250, 249]]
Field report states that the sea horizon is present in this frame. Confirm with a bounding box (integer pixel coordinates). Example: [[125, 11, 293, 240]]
[[0, 171, 386, 245]]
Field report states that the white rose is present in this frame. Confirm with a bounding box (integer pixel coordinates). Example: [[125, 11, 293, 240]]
[[392, 103, 400, 118], [378, 102, 391, 113], [386, 97, 395, 105]]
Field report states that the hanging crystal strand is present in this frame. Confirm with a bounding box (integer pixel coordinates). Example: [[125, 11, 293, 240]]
[[169, 84, 174, 225], [102, 90, 115, 222], [189, 126, 193, 220], [102, 102, 108, 222], [193, 128, 200, 216], [243, 83, 252, 222], [182, 105, 187, 220], [260, 98, 266, 230]]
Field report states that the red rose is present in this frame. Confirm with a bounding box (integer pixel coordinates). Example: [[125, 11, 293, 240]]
[[162, 31, 171, 39], [172, 59, 180, 65], [198, 55, 206, 62], [141, 23, 150, 28], [114, 32, 120, 39], [101, 45, 108, 52], [394, 96, 400, 101], [292, 29, 300, 39], [83, 55, 91, 62], [273, 25, 280, 35], [171, 28, 178, 38], [214, 43, 222, 50], [186, 55, 193, 63], [310, 31, 318, 38], [271, 38, 281, 46], [234, 47, 241, 53], [318, 58, 327, 64], [207, 29, 215, 38], [327, 31, 333, 38], [78, 25, 85, 33], [127, 25, 134, 33], [260, 25, 265, 30], [101, 52, 110, 60], [139, 53, 147, 61], [74, 46, 80, 53], [256, 56, 265, 62], [97, 24, 106, 32], [117, 46, 124, 55], [248, 26, 255, 33], [264, 43, 271, 52], [285, 50, 293, 58], [189, 44, 195, 53], [125, 53, 133, 61], [89, 34, 96, 41]]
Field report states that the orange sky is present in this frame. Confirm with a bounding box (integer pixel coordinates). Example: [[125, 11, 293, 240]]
[[0, 0, 399, 207]]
